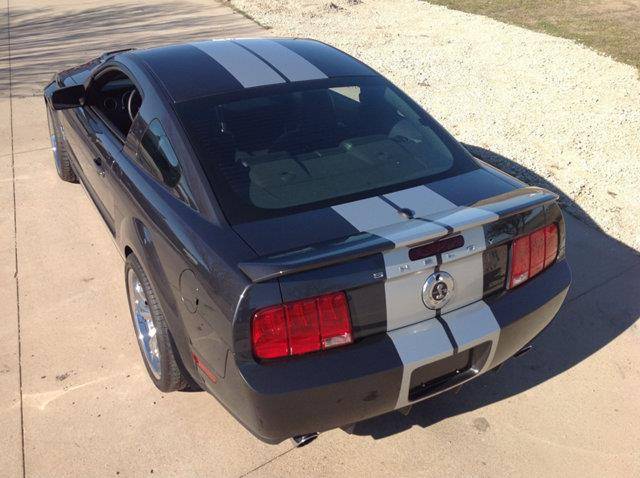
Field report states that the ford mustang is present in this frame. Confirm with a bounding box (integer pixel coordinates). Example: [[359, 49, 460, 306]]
[[44, 38, 571, 445]]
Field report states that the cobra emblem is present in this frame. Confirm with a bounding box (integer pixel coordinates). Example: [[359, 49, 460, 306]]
[[422, 271, 455, 310]]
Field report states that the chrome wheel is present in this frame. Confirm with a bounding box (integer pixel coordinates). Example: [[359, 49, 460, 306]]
[[50, 133, 62, 175], [46, 111, 62, 175], [128, 269, 161, 379]]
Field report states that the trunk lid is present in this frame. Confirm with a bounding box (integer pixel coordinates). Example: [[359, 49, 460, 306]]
[[236, 167, 559, 333]]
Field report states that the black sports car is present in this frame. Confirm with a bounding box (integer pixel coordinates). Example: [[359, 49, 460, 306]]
[[44, 38, 571, 445]]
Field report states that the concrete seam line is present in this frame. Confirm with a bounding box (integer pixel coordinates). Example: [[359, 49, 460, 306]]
[[565, 262, 640, 307], [6, 1, 26, 476], [236, 446, 297, 478]]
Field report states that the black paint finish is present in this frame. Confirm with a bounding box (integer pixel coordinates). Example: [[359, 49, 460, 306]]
[[233, 206, 361, 257], [230, 333, 403, 443], [274, 38, 377, 78], [486, 260, 571, 367], [486, 259, 571, 329], [136, 44, 243, 102], [482, 244, 508, 296], [43, 39, 571, 444], [279, 252, 385, 301], [347, 281, 388, 339], [426, 168, 516, 206], [239, 232, 394, 283]]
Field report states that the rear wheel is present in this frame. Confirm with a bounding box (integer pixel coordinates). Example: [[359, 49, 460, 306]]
[[46, 109, 77, 183], [125, 254, 187, 392]]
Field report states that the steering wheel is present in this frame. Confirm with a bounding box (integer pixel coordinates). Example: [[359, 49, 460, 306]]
[[127, 89, 142, 121]]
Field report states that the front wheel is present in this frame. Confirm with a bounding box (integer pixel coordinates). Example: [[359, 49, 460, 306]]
[[46, 108, 77, 183], [125, 254, 187, 392]]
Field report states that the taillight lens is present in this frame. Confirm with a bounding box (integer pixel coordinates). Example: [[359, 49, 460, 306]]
[[251, 305, 288, 359], [529, 228, 546, 277], [286, 299, 321, 355], [544, 223, 558, 267], [317, 293, 352, 349], [510, 235, 530, 288], [251, 291, 352, 360], [508, 224, 559, 289]]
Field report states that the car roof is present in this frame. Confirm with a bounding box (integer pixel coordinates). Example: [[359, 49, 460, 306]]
[[129, 38, 378, 103]]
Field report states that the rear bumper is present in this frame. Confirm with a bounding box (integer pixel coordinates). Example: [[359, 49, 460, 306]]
[[224, 259, 571, 443]]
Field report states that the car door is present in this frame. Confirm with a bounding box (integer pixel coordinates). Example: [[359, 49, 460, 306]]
[[63, 105, 117, 232]]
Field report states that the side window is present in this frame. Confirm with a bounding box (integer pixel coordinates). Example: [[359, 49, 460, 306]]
[[87, 68, 142, 140], [137, 119, 195, 208]]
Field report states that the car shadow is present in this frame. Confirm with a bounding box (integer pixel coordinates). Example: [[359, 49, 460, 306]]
[[351, 144, 640, 440]]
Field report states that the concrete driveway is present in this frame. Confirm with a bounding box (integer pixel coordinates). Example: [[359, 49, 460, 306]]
[[1, 1, 639, 476]]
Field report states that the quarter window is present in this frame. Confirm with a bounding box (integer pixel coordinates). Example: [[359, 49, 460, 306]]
[[137, 119, 194, 207]]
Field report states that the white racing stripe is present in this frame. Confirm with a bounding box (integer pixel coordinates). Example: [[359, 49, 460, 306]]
[[383, 224, 487, 330], [439, 226, 486, 315], [434, 206, 499, 233], [384, 185, 455, 218], [374, 219, 447, 249], [330, 184, 503, 406], [235, 39, 328, 82], [191, 41, 285, 88], [442, 300, 501, 372], [388, 317, 453, 409], [389, 299, 501, 409], [331, 196, 400, 231], [331, 185, 493, 330]]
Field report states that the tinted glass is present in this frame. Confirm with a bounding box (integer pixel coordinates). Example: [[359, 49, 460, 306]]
[[176, 76, 476, 223], [137, 119, 194, 206]]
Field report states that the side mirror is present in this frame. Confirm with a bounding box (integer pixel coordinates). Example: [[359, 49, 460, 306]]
[[50, 84, 85, 110]]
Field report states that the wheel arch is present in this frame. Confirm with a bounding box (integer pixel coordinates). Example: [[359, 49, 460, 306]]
[[119, 215, 196, 379]]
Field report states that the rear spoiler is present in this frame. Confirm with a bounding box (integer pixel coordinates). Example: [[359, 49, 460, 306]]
[[239, 187, 559, 283]]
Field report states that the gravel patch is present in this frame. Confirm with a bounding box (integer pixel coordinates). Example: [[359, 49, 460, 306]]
[[229, 0, 640, 251]]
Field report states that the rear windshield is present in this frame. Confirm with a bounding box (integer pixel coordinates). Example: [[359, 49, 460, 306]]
[[176, 76, 476, 223]]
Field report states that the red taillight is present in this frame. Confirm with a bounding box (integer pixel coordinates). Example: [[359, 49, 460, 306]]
[[317, 293, 352, 349], [544, 223, 558, 267], [529, 228, 546, 277], [510, 235, 530, 288], [251, 291, 352, 360], [251, 305, 288, 359], [508, 224, 559, 289], [286, 298, 321, 355]]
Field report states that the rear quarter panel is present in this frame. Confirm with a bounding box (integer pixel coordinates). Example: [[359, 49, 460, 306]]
[[112, 152, 258, 379]]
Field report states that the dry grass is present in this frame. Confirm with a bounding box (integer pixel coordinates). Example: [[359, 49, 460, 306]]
[[426, 0, 640, 70]]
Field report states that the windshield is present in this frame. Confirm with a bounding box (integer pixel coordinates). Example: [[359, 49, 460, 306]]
[[176, 76, 477, 223]]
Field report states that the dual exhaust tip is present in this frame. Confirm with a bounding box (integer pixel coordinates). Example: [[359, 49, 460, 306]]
[[291, 432, 319, 448], [514, 345, 533, 358]]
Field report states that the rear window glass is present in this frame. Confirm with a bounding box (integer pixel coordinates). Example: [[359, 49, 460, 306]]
[[176, 77, 476, 223]]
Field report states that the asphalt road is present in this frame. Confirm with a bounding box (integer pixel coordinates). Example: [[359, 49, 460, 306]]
[[1, 1, 639, 476]]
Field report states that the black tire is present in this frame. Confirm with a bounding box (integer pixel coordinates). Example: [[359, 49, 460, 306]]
[[46, 108, 78, 183], [125, 254, 187, 392]]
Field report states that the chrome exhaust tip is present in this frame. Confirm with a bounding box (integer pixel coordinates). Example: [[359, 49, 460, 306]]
[[291, 432, 319, 448], [514, 345, 533, 358]]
